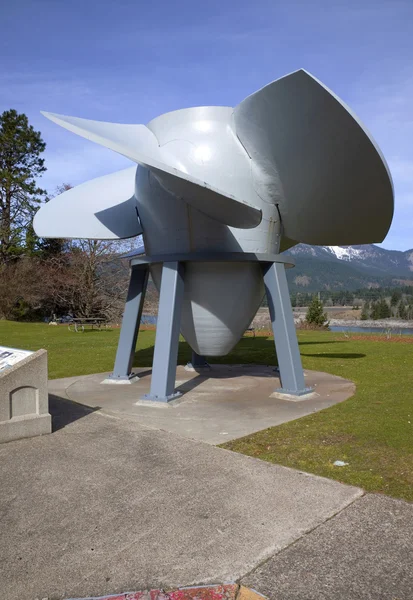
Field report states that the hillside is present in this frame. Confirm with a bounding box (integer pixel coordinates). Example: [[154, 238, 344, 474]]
[[284, 244, 413, 292], [126, 241, 413, 293]]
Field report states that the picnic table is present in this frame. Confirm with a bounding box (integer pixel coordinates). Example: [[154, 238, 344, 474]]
[[68, 318, 108, 332]]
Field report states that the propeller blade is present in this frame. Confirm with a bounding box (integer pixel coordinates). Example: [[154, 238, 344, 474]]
[[42, 111, 160, 165], [41, 112, 262, 229], [33, 167, 142, 239], [234, 69, 394, 245]]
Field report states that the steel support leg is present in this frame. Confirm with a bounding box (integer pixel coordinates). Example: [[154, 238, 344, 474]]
[[262, 262, 313, 396], [143, 261, 185, 402], [186, 350, 210, 370], [108, 265, 149, 382]]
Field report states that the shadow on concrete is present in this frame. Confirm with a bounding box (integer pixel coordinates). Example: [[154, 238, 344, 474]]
[[176, 374, 207, 395], [131, 338, 286, 398], [174, 365, 264, 396], [132, 368, 152, 379], [130, 337, 361, 397], [49, 394, 101, 432]]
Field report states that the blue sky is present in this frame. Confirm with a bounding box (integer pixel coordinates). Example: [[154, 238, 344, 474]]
[[1, 0, 412, 250]]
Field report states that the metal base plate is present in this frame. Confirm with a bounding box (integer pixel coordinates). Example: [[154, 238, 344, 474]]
[[101, 373, 140, 385], [140, 391, 182, 403], [271, 387, 316, 402]]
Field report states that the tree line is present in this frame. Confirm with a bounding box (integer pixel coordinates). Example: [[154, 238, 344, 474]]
[[360, 290, 413, 321], [290, 286, 413, 308], [0, 109, 135, 322], [294, 289, 413, 322]]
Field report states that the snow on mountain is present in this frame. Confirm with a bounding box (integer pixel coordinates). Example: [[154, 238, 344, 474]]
[[324, 246, 364, 261], [287, 244, 413, 277]]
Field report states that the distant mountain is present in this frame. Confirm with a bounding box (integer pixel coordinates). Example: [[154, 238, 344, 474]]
[[125, 241, 413, 293], [284, 244, 413, 292]]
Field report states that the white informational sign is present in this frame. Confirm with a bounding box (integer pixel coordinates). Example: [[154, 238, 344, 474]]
[[0, 346, 33, 372]]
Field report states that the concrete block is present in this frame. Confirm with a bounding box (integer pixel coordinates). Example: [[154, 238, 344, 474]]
[[0, 349, 51, 443]]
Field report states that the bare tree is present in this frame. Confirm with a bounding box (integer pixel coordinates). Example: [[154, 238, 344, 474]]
[[39, 239, 133, 321], [1, 173, 142, 321]]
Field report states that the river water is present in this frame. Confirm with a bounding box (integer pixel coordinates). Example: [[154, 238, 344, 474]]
[[329, 326, 413, 335], [142, 315, 413, 336], [141, 315, 157, 325]]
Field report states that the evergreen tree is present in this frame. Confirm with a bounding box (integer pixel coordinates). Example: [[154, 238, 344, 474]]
[[375, 298, 391, 319], [360, 302, 369, 320], [370, 301, 380, 320], [0, 109, 46, 262], [25, 183, 71, 258], [383, 299, 391, 318], [306, 295, 328, 327], [371, 298, 390, 320], [398, 300, 407, 320], [23, 220, 67, 258], [390, 290, 402, 307]]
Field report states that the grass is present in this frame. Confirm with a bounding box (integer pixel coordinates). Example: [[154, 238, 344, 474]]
[[0, 322, 274, 379], [0, 321, 129, 379], [223, 331, 413, 502], [1, 321, 412, 501]]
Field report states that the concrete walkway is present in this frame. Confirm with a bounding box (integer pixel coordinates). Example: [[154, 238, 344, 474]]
[[1, 407, 361, 600], [243, 494, 413, 600], [48, 365, 355, 444], [1, 376, 412, 600]]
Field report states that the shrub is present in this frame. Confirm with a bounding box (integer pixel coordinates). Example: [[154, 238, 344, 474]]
[[305, 296, 329, 328]]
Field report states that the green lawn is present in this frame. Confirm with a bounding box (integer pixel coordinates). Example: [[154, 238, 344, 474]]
[[0, 321, 275, 379], [0, 321, 152, 379], [1, 321, 412, 501], [223, 331, 413, 502]]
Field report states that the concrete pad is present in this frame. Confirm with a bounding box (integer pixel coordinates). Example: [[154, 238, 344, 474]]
[[48, 365, 355, 444], [243, 493, 413, 600], [0, 410, 362, 600]]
